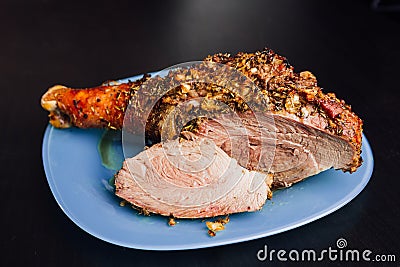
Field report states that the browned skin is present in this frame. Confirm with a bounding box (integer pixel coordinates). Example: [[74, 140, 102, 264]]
[[41, 76, 149, 129], [41, 48, 362, 173]]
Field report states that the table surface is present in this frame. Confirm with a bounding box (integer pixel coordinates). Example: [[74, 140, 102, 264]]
[[1, 0, 399, 266]]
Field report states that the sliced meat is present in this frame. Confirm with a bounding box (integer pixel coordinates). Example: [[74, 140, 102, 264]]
[[115, 138, 273, 218], [184, 111, 359, 188]]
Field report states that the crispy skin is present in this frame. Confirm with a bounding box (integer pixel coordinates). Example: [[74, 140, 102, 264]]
[[41, 48, 362, 172], [41, 77, 149, 129]]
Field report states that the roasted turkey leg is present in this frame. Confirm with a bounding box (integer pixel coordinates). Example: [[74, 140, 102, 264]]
[[41, 48, 363, 187]]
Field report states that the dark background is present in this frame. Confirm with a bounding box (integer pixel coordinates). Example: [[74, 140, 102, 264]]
[[1, 0, 399, 266]]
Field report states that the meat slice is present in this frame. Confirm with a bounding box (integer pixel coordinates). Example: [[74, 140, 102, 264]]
[[184, 111, 359, 188], [115, 137, 273, 218]]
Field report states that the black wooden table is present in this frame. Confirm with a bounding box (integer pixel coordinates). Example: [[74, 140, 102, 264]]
[[1, 0, 399, 266]]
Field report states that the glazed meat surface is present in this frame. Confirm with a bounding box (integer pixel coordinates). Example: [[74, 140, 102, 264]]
[[41, 75, 149, 129]]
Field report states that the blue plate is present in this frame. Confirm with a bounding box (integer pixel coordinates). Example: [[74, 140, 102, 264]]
[[42, 125, 373, 250], [41, 75, 374, 250]]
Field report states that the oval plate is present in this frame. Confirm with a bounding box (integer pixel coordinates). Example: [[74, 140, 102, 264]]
[[42, 77, 373, 251]]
